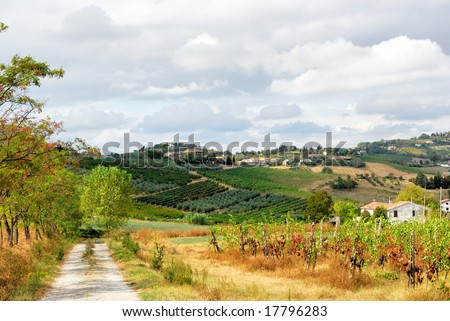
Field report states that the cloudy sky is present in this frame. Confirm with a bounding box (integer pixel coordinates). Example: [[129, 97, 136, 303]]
[[1, 0, 450, 152]]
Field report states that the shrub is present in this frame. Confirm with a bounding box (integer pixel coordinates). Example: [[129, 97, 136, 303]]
[[163, 258, 193, 285], [0, 249, 31, 300], [151, 242, 165, 271], [321, 167, 333, 174], [79, 227, 104, 238], [122, 233, 140, 254], [330, 176, 358, 189], [55, 246, 65, 261], [185, 213, 208, 225]]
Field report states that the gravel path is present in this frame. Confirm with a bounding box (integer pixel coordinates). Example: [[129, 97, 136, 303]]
[[43, 241, 139, 301]]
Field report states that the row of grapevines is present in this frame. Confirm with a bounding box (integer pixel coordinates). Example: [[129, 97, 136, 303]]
[[136, 180, 227, 207], [212, 218, 450, 285]]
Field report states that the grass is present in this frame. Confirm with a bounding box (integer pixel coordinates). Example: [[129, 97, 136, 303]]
[[202, 167, 335, 197], [361, 154, 434, 174], [0, 236, 74, 300], [169, 236, 210, 245], [123, 219, 210, 232], [128, 202, 185, 221]]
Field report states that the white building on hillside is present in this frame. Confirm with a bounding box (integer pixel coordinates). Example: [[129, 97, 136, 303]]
[[361, 201, 426, 222], [441, 199, 450, 213]]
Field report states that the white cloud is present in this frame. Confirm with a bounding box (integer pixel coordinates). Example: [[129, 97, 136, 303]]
[[134, 103, 251, 133], [3, 1, 450, 148], [55, 107, 128, 131], [270, 121, 331, 134], [268, 36, 450, 96], [139, 80, 228, 96], [184, 33, 219, 47], [256, 104, 302, 120], [59, 5, 139, 42]]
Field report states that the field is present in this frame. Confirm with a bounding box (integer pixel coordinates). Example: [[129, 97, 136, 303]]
[[111, 220, 450, 300], [131, 167, 324, 223], [129, 167, 200, 194], [361, 154, 434, 174], [201, 167, 334, 197], [128, 161, 430, 222], [136, 181, 228, 207]]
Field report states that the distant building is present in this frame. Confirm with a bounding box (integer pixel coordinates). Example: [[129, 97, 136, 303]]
[[237, 158, 268, 166], [181, 147, 204, 157], [361, 201, 426, 222], [164, 151, 182, 159], [441, 199, 450, 213]]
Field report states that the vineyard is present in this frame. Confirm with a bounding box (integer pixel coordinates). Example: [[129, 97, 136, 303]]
[[211, 218, 450, 290], [128, 167, 199, 185], [136, 180, 228, 207], [177, 189, 261, 212]]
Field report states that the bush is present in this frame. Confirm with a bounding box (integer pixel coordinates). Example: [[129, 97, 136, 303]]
[[151, 242, 165, 271], [330, 176, 358, 189], [122, 233, 140, 254], [0, 249, 31, 300], [79, 227, 104, 238], [185, 213, 208, 225], [322, 167, 333, 174], [55, 246, 65, 261], [163, 258, 193, 285]]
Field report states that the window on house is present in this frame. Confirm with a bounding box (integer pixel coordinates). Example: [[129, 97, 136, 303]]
[[412, 210, 415, 217], [393, 210, 398, 218]]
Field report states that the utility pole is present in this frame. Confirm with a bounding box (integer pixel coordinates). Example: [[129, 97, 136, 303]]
[[423, 184, 426, 217]]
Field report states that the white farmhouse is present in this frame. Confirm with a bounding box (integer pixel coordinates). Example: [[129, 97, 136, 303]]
[[441, 199, 450, 213], [360, 201, 426, 222]]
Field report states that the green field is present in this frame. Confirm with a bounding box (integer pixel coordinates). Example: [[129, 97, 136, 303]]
[[201, 167, 334, 197], [123, 219, 210, 231], [128, 202, 186, 221]]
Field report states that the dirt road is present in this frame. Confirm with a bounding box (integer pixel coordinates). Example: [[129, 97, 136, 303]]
[[43, 241, 139, 301]]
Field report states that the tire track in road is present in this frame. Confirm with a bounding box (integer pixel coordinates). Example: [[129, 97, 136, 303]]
[[43, 241, 139, 301]]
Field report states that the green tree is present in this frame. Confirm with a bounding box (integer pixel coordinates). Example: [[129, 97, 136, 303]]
[[80, 166, 132, 235], [360, 210, 371, 221], [305, 191, 334, 222], [415, 172, 427, 188], [1, 22, 67, 246], [333, 201, 359, 223], [372, 206, 387, 220], [394, 185, 436, 207]]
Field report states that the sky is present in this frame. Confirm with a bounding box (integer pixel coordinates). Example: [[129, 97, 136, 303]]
[[1, 0, 450, 152]]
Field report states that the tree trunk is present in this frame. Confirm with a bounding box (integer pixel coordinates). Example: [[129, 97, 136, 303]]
[[35, 227, 42, 241], [239, 224, 246, 255], [24, 224, 31, 241], [14, 223, 19, 245], [408, 231, 416, 288], [4, 219, 13, 247], [0, 220, 3, 250], [261, 223, 269, 258]]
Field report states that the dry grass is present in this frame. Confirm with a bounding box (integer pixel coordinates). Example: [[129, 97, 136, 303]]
[[132, 229, 209, 245], [173, 242, 449, 301], [0, 231, 67, 300]]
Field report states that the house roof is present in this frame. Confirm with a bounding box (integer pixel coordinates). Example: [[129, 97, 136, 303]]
[[441, 198, 450, 203], [181, 147, 204, 154], [361, 201, 414, 211]]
